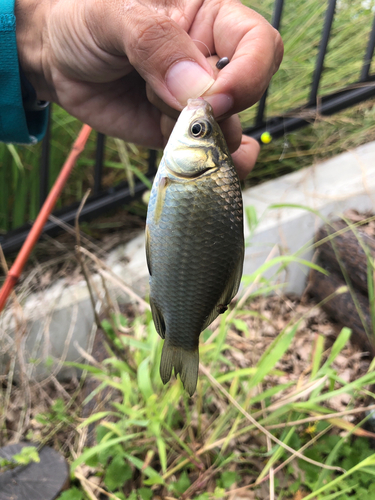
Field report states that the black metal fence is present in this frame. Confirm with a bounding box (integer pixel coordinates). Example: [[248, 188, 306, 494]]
[[1, 0, 375, 255], [245, 0, 375, 141]]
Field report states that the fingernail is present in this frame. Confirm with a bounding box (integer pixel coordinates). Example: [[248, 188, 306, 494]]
[[204, 94, 233, 118], [166, 60, 215, 106]]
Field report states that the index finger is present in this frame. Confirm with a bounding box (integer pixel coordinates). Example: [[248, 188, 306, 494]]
[[198, 2, 284, 114]]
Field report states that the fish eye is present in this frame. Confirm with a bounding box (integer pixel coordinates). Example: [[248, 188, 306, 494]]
[[190, 120, 212, 138]]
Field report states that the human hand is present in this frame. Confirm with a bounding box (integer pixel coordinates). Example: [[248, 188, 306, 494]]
[[16, 0, 283, 179]]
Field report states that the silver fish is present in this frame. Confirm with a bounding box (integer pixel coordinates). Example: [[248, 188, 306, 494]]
[[146, 98, 244, 396]]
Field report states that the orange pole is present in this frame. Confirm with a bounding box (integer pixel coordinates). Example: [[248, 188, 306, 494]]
[[0, 124, 92, 313]]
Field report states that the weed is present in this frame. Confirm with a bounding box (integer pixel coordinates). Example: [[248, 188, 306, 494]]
[[0, 446, 40, 473], [35, 398, 74, 426], [57, 292, 375, 499]]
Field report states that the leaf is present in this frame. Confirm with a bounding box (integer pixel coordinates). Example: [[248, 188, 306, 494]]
[[216, 367, 256, 383], [248, 322, 300, 389], [250, 382, 294, 404], [268, 203, 323, 218], [170, 471, 191, 495], [302, 453, 375, 500], [52, 398, 66, 414], [245, 205, 258, 232], [104, 456, 132, 491], [112, 493, 126, 500], [310, 370, 375, 405], [13, 446, 40, 465], [231, 318, 249, 335], [243, 255, 329, 284], [71, 434, 141, 471], [35, 414, 50, 425], [84, 453, 99, 468], [213, 486, 226, 498], [123, 454, 164, 485], [137, 358, 153, 401], [120, 336, 152, 351], [311, 334, 325, 378], [77, 411, 113, 429], [58, 487, 84, 500], [324, 418, 375, 439], [258, 427, 296, 481], [361, 467, 375, 477], [219, 470, 239, 489], [314, 486, 355, 500], [6, 144, 24, 172], [64, 361, 105, 375], [138, 488, 153, 500], [156, 437, 167, 473], [318, 327, 352, 373], [96, 424, 112, 443]]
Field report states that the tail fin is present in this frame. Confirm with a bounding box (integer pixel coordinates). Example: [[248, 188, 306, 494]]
[[160, 340, 199, 396]]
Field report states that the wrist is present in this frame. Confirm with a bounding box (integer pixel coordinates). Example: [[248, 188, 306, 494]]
[[15, 0, 52, 101]]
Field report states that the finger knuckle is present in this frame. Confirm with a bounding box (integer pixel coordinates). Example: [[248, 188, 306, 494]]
[[128, 15, 175, 64]]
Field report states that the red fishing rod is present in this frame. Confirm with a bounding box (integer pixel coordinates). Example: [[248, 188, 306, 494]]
[[0, 124, 93, 313]]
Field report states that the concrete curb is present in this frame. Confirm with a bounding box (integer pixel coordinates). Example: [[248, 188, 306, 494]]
[[243, 140, 375, 295]]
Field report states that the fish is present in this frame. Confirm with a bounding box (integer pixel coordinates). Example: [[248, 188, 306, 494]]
[[145, 98, 244, 396]]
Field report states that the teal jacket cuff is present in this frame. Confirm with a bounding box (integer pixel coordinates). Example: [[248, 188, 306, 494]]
[[0, 0, 48, 144]]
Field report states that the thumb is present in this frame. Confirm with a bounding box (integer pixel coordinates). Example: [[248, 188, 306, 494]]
[[90, 2, 216, 110]]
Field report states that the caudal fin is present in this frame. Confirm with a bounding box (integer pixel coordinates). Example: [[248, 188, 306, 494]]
[[160, 340, 199, 396]]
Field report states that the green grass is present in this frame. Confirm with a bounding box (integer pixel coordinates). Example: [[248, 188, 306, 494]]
[[0, 105, 150, 233], [36, 295, 375, 500]]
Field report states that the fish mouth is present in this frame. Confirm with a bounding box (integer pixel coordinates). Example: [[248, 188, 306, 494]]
[[166, 165, 217, 179], [187, 98, 213, 115]]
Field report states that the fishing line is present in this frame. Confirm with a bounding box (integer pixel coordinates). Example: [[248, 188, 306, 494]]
[[192, 39, 212, 57], [192, 40, 230, 71]]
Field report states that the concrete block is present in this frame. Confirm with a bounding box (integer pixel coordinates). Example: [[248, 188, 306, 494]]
[[243, 141, 375, 294]]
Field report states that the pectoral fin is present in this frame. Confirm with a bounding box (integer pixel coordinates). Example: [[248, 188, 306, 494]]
[[145, 224, 152, 276], [154, 176, 168, 223]]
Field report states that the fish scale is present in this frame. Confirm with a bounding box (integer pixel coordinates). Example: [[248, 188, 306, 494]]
[[146, 98, 244, 396]]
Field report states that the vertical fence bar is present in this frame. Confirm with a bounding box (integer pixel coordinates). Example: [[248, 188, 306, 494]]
[[360, 13, 375, 82], [255, 0, 284, 127], [93, 133, 105, 196], [308, 0, 336, 106], [39, 106, 51, 208]]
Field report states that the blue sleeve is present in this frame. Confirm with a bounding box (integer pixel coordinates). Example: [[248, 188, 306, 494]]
[[0, 0, 49, 144]]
